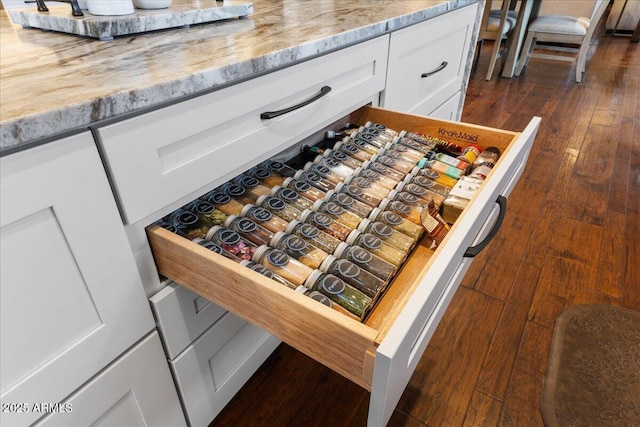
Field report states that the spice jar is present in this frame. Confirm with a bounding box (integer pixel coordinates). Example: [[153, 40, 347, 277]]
[[369, 208, 424, 241], [334, 141, 374, 162], [343, 175, 391, 201], [436, 152, 472, 171], [218, 182, 254, 206], [323, 149, 363, 170], [299, 209, 352, 241], [261, 159, 298, 179], [420, 200, 450, 247], [319, 255, 386, 299], [239, 260, 297, 290], [334, 242, 395, 282], [411, 166, 458, 188], [303, 270, 372, 320], [351, 130, 387, 149], [270, 186, 314, 212], [303, 162, 343, 185], [312, 200, 362, 230], [395, 182, 445, 208], [364, 159, 405, 182], [248, 166, 285, 188], [457, 143, 482, 166], [357, 218, 414, 254], [366, 122, 399, 139], [271, 232, 329, 269], [192, 238, 242, 262], [240, 204, 289, 233], [313, 156, 355, 178], [441, 176, 483, 224], [201, 190, 245, 216], [396, 135, 435, 154], [374, 154, 415, 175], [285, 220, 342, 254], [253, 245, 313, 286], [334, 182, 382, 208], [296, 285, 359, 320], [154, 220, 187, 238], [379, 197, 423, 226], [472, 146, 501, 168], [356, 166, 398, 191], [424, 160, 465, 180], [384, 143, 424, 163], [233, 175, 272, 201], [294, 170, 337, 193], [205, 226, 258, 261], [282, 178, 327, 203], [403, 175, 451, 197], [183, 199, 228, 228], [349, 135, 383, 156], [345, 229, 406, 266], [224, 215, 275, 247], [167, 209, 211, 240], [256, 195, 303, 223], [323, 190, 373, 219]]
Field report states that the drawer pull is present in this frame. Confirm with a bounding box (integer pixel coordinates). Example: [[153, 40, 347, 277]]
[[464, 195, 506, 258], [421, 61, 448, 78], [260, 86, 332, 120]]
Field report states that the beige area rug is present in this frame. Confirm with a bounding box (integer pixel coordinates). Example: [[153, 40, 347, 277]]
[[542, 304, 640, 426]]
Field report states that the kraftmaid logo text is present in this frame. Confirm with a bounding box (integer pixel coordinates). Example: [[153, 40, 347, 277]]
[[438, 127, 479, 142]]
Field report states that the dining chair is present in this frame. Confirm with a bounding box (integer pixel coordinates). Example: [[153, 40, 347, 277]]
[[515, 0, 610, 82], [476, 0, 519, 80]]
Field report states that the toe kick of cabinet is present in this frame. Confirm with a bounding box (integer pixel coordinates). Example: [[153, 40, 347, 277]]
[[147, 105, 541, 426]]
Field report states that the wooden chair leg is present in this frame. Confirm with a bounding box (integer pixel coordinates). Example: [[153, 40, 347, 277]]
[[486, 37, 504, 80], [515, 31, 535, 76]]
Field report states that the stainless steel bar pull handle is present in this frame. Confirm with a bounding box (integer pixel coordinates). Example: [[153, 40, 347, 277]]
[[260, 86, 332, 120], [464, 195, 506, 258], [421, 61, 448, 78]]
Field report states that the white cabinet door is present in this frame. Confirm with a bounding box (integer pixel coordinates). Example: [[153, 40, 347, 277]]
[[0, 133, 155, 426], [34, 332, 185, 427]]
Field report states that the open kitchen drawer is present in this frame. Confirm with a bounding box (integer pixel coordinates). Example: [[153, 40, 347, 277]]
[[147, 106, 540, 426]]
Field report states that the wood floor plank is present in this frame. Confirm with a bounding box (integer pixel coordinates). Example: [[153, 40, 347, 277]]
[[463, 391, 503, 427]]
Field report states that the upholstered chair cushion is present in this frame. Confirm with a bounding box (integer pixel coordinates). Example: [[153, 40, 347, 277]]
[[528, 15, 591, 36]]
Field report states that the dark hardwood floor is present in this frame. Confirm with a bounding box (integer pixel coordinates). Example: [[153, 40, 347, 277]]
[[210, 27, 639, 427]]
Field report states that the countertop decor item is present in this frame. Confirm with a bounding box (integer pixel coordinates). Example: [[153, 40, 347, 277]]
[[6, 0, 252, 40]]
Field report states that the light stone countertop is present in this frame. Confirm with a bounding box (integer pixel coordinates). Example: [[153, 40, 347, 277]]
[[0, 0, 479, 152]]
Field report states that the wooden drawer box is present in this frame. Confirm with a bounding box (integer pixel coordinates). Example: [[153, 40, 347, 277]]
[[383, 4, 476, 117], [147, 106, 540, 426], [96, 36, 389, 225]]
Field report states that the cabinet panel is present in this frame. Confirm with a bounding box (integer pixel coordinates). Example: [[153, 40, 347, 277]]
[[97, 36, 389, 225], [0, 132, 154, 426], [147, 106, 541, 426], [171, 312, 280, 427], [151, 282, 227, 359], [426, 92, 462, 121], [383, 4, 477, 117], [34, 333, 185, 427]]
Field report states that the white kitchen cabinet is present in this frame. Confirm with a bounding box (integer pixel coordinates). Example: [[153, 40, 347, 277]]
[[34, 332, 185, 427], [383, 4, 477, 119], [0, 132, 170, 426]]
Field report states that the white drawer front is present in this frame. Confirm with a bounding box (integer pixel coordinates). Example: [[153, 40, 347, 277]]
[[369, 117, 541, 427], [96, 36, 389, 224], [170, 312, 280, 427], [151, 282, 227, 360], [427, 91, 462, 121], [34, 332, 185, 427], [383, 4, 476, 116]]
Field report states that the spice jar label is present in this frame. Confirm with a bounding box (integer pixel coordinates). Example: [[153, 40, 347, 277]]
[[303, 172, 321, 183], [379, 157, 397, 168], [279, 188, 299, 202], [349, 247, 373, 264], [422, 169, 440, 180], [344, 185, 364, 198], [174, 211, 199, 226], [342, 144, 359, 155], [211, 192, 232, 205], [251, 207, 273, 222], [311, 213, 333, 227], [156, 221, 177, 233], [352, 137, 366, 148], [266, 198, 286, 211], [393, 144, 408, 153], [284, 235, 307, 252], [236, 218, 257, 234], [252, 168, 271, 180], [413, 176, 434, 188], [385, 150, 401, 160], [313, 165, 331, 176], [353, 177, 372, 189], [320, 275, 346, 295], [371, 123, 386, 132], [361, 170, 380, 181], [360, 132, 375, 141], [406, 184, 427, 197], [325, 157, 341, 168], [308, 291, 333, 307], [390, 201, 412, 214], [269, 161, 285, 171], [293, 181, 312, 192], [324, 202, 344, 216], [335, 193, 354, 207], [370, 162, 388, 174], [336, 259, 360, 278], [219, 230, 241, 245], [250, 264, 274, 278], [332, 151, 348, 161], [361, 234, 383, 250], [371, 222, 393, 237], [381, 211, 403, 226], [223, 183, 246, 197], [239, 176, 259, 188], [299, 224, 320, 238], [268, 250, 290, 267], [197, 240, 223, 254], [397, 192, 419, 205], [195, 201, 215, 215]]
